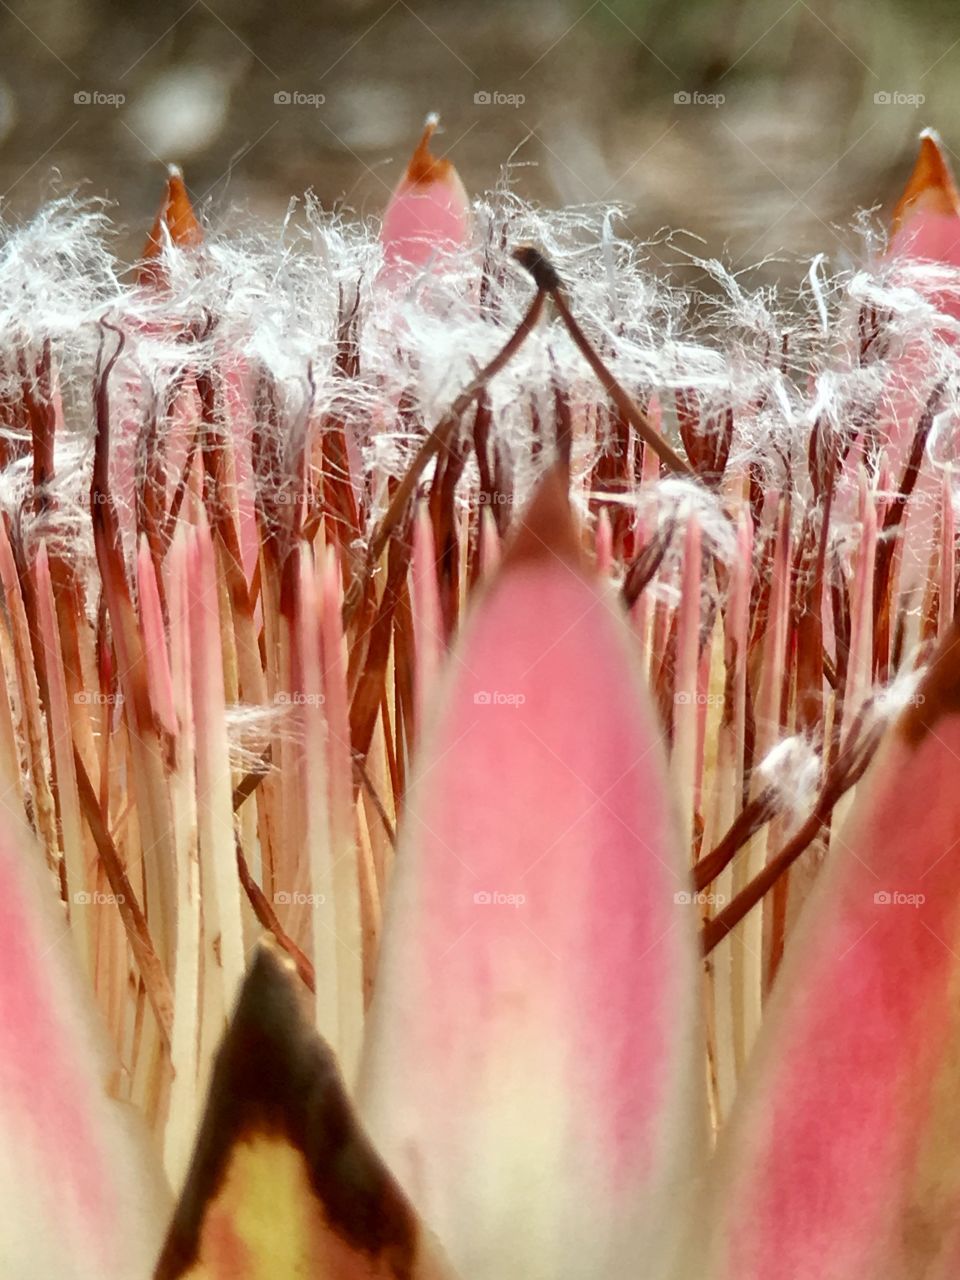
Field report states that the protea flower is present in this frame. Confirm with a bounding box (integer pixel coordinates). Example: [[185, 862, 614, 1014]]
[[2, 120, 960, 1280]]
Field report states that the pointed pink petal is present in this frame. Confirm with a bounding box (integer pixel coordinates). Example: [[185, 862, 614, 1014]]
[[702, 624, 960, 1280], [880, 133, 960, 601], [137, 164, 203, 289], [0, 798, 168, 1277], [890, 129, 960, 268], [359, 468, 706, 1280], [380, 117, 471, 278]]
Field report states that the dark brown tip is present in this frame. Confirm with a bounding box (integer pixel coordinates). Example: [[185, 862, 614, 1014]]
[[138, 166, 203, 288], [512, 246, 562, 292], [503, 461, 585, 572], [154, 943, 423, 1278]]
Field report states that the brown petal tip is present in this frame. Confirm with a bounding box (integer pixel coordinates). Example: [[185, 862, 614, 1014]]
[[138, 165, 203, 287], [403, 113, 455, 189], [503, 462, 586, 572], [155, 942, 430, 1278], [892, 130, 960, 236]]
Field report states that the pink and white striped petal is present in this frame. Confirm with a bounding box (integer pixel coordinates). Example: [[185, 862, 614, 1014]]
[[700, 623, 960, 1280], [358, 467, 706, 1280], [0, 792, 169, 1278]]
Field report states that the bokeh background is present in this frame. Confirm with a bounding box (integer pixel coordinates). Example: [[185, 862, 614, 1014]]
[[1, 0, 959, 263]]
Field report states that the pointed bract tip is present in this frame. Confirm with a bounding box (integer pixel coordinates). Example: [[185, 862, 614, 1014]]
[[380, 117, 471, 273], [246, 935, 299, 992], [503, 462, 586, 572], [892, 130, 960, 235], [404, 114, 454, 189], [138, 166, 203, 287], [155, 939, 435, 1280]]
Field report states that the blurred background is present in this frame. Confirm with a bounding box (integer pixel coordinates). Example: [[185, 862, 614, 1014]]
[[0, 0, 959, 264]]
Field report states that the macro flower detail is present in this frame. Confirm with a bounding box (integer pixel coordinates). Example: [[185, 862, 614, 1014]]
[[2, 120, 960, 1280], [357, 465, 705, 1280], [379, 114, 472, 283]]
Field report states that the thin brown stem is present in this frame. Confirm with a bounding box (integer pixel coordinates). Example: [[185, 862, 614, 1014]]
[[74, 747, 174, 1046], [235, 837, 316, 993], [701, 718, 884, 955], [343, 286, 548, 625], [510, 248, 693, 478]]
